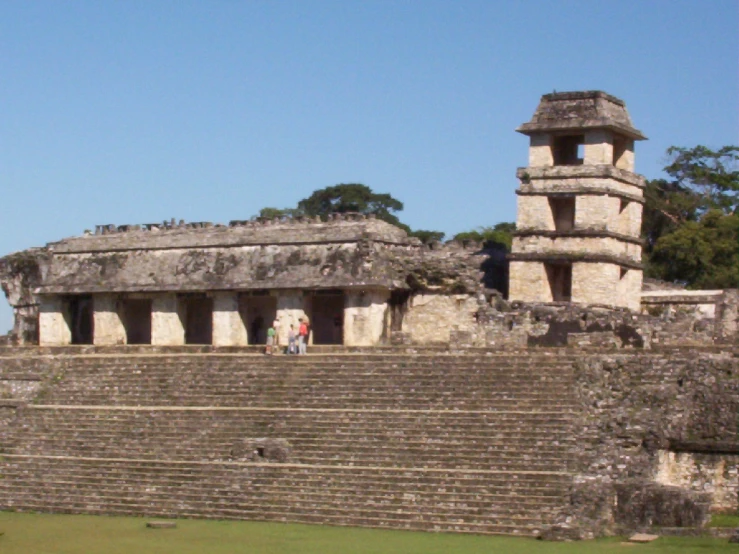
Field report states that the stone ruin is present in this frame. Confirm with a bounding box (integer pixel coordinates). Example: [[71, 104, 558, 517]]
[[0, 91, 736, 540], [1, 91, 736, 350]]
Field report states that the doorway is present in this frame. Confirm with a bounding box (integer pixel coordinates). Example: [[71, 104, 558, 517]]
[[308, 290, 344, 345], [68, 295, 94, 345], [239, 292, 277, 345], [121, 298, 152, 344], [181, 295, 213, 345]]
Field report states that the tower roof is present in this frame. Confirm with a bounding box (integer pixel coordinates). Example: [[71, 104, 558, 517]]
[[516, 90, 646, 140]]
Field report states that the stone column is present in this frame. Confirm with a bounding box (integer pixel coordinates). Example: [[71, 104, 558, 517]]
[[93, 294, 127, 345], [275, 290, 307, 345], [343, 289, 390, 346], [38, 296, 71, 346], [584, 129, 614, 165], [212, 292, 247, 346], [151, 294, 185, 345]]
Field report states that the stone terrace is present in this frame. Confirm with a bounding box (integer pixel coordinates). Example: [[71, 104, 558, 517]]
[[0, 350, 577, 535]]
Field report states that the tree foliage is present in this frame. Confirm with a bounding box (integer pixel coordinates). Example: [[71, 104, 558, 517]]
[[663, 145, 739, 213], [452, 222, 515, 251], [408, 230, 446, 244], [253, 183, 449, 237], [643, 145, 739, 288], [296, 184, 406, 229], [648, 210, 738, 289], [257, 207, 302, 219]]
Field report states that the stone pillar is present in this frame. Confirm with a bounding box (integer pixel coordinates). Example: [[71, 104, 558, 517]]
[[343, 289, 390, 346], [528, 133, 553, 167], [583, 129, 613, 165], [93, 294, 127, 345], [151, 294, 185, 345], [275, 290, 307, 345], [509, 261, 552, 303], [212, 292, 247, 346], [38, 296, 71, 346]]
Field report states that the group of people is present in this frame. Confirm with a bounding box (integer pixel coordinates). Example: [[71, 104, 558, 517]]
[[265, 317, 309, 355]]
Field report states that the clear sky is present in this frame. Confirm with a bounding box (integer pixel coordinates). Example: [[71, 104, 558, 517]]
[[1, 0, 737, 332]]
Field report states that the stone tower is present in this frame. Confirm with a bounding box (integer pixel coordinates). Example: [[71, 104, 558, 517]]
[[508, 91, 646, 311]]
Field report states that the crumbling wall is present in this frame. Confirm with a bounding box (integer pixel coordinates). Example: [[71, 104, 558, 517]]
[[561, 350, 739, 536], [400, 288, 738, 349], [0, 249, 49, 344], [655, 450, 739, 512]]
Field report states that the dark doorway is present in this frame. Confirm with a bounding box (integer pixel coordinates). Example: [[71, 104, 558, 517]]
[[239, 292, 277, 345], [389, 290, 410, 333], [122, 298, 152, 344], [182, 295, 213, 345], [68, 295, 94, 345], [309, 290, 344, 345], [545, 263, 572, 302]]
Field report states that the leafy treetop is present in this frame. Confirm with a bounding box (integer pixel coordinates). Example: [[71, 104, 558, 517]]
[[643, 145, 738, 289]]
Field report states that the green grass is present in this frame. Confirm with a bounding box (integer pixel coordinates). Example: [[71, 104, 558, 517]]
[[0, 512, 734, 554], [710, 512, 739, 528]]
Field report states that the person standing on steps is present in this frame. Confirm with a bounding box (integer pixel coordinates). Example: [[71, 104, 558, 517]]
[[287, 324, 297, 355], [266, 325, 275, 355], [298, 318, 308, 355]]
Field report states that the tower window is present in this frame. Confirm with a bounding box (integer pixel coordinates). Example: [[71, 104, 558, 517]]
[[549, 197, 575, 232], [553, 135, 584, 166], [545, 263, 572, 302]]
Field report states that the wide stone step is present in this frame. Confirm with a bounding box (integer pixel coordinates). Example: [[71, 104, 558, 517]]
[[0, 459, 571, 533], [6, 446, 573, 472], [0, 495, 557, 536]]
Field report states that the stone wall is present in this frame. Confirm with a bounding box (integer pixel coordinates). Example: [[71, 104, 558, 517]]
[[655, 450, 739, 512], [399, 289, 738, 349], [343, 290, 390, 346], [401, 293, 479, 344], [563, 349, 739, 535]]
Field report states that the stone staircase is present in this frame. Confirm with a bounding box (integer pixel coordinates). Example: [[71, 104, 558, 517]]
[[0, 350, 578, 535]]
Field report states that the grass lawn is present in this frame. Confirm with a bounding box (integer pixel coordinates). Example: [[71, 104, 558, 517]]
[[0, 512, 734, 554], [710, 513, 739, 528]]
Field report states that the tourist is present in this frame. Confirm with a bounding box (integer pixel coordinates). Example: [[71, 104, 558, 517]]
[[298, 318, 308, 355], [266, 325, 275, 355], [287, 324, 297, 355]]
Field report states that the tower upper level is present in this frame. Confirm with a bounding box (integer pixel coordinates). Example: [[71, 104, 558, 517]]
[[516, 91, 646, 171]]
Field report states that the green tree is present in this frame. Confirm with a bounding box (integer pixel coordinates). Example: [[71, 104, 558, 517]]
[[256, 207, 303, 219], [648, 210, 739, 289], [409, 230, 445, 244], [663, 145, 739, 213], [296, 184, 407, 229], [643, 145, 739, 287], [452, 222, 515, 251]]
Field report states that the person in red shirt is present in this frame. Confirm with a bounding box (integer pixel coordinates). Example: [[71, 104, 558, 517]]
[[298, 319, 308, 355]]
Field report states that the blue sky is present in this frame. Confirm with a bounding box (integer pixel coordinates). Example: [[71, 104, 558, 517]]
[[1, 0, 737, 332]]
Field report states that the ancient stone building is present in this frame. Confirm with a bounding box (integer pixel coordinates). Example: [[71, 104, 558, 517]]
[[0, 214, 507, 348], [1, 90, 737, 351], [29, 215, 414, 348], [0, 90, 737, 540], [509, 91, 646, 310]]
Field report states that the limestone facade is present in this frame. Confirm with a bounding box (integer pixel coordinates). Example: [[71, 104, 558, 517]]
[[510, 91, 646, 310]]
